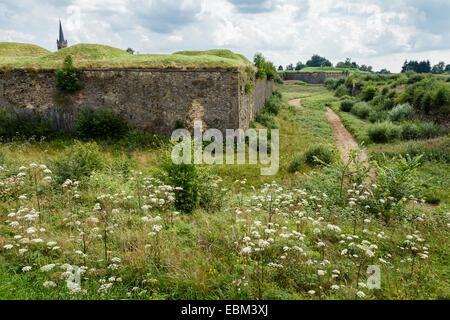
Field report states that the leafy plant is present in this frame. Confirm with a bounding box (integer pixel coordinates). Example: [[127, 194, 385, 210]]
[[74, 108, 129, 140], [55, 55, 81, 92]]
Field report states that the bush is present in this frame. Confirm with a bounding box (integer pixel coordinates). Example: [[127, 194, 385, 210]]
[[255, 112, 278, 129], [0, 110, 56, 140], [55, 55, 81, 92], [415, 122, 445, 139], [340, 100, 354, 112], [325, 79, 337, 90], [351, 102, 371, 119], [120, 129, 163, 151], [264, 96, 282, 115], [51, 141, 103, 185], [158, 148, 199, 214], [388, 103, 414, 122], [304, 144, 335, 166], [334, 84, 350, 97], [272, 89, 282, 100], [74, 108, 129, 140], [245, 82, 253, 94], [368, 110, 388, 123], [360, 86, 378, 101], [368, 122, 401, 143], [288, 153, 305, 173], [431, 85, 450, 109]]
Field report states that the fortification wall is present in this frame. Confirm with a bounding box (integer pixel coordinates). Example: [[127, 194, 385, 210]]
[[281, 72, 348, 84], [0, 69, 273, 135]]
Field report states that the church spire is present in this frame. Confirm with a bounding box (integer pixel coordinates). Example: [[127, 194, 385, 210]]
[[57, 20, 68, 50]]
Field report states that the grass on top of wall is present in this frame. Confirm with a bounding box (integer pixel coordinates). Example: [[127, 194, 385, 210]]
[[0, 43, 254, 71]]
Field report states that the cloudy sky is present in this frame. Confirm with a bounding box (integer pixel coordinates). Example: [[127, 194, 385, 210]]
[[1, 0, 449, 72]]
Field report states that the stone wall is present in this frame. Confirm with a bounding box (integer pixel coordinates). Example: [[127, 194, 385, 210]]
[[281, 72, 348, 84], [0, 69, 273, 135]]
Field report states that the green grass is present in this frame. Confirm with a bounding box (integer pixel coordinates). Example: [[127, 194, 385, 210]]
[[0, 42, 50, 57], [0, 83, 448, 300], [0, 43, 254, 71]]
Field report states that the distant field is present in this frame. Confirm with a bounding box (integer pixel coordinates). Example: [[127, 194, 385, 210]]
[[282, 67, 368, 73], [0, 43, 254, 71]]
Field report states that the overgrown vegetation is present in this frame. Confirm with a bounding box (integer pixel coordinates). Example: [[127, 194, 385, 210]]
[[55, 55, 81, 92], [0, 81, 448, 301]]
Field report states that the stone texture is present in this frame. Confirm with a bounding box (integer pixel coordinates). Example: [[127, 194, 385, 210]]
[[0, 69, 273, 135], [281, 72, 349, 84]]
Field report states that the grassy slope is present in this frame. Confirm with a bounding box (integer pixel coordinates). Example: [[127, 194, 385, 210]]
[[0, 84, 448, 300], [0, 42, 50, 57], [0, 43, 253, 71]]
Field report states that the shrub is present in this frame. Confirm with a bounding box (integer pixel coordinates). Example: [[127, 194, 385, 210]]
[[340, 100, 354, 112], [264, 96, 282, 115], [360, 86, 377, 101], [158, 148, 199, 214], [351, 102, 371, 119], [0, 110, 56, 140], [334, 84, 350, 97], [325, 79, 337, 90], [245, 82, 253, 94], [304, 143, 335, 166], [388, 103, 414, 122], [272, 89, 282, 100], [415, 122, 445, 139], [255, 112, 278, 129], [51, 141, 103, 185], [431, 85, 450, 109], [288, 153, 305, 173], [120, 129, 162, 151], [74, 108, 129, 140], [368, 122, 401, 143], [421, 93, 432, 114], [368, 110, 388, 123], [400, 122, 421, 140], [55, 55, 81, 92]]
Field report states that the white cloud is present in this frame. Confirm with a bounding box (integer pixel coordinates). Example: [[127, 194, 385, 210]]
[[0, 0, 448, 72]]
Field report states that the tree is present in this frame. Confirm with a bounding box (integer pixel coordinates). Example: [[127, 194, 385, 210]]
[[286, 64, 294, 71], [306, 54, 332, 67], [378, 68, 391, 74], [431, 61, 446, 74], [278, 65, 284, 71], [126, 48, 135, 55], [402, 60, 431, 73], [295, 61, 306, 71], [446, 64, 450, 73], [253, 53, 279, 81]]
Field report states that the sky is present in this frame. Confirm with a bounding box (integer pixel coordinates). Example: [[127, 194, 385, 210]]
[[0, 0, 449, 72]]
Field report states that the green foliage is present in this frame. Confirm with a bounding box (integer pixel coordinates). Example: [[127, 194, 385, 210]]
[[360, 86, 377, 101], [369, 155, 423, 223], [306, 54, 332, 67], [334, 84, 350, 97], [158, 148, 199, 214], [388, 103, 414, 122], [55, 55, 81, 92], [254, 53, 279, 82], [400, 122, 445, 140], [0, 110, 56, 140], [74, 108, 129, 140], [340, 100, 354, 112], [264, 96, 282, 115], [288, 152, 305, 173], [304, 143, 335, 166], [51, 140, 103, 185], [245, 82, 253, 94], [431, 85, 450, 110], [120, 129, 163, 151], [255, 112, 278, 129], [368, 122, 401, 143], [350, 102, 371, 119]]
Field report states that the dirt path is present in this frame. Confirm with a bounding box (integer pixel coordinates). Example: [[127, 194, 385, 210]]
[[288, 99, 303, 109], [325, 107, 372, 169]]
